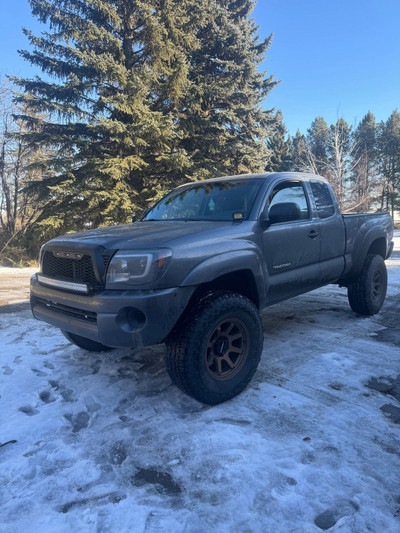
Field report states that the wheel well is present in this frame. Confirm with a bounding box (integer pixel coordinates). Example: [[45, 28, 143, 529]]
[[188, 270, 260, 309], [368, 238, 386, 259], [339, 237, 387, 288]]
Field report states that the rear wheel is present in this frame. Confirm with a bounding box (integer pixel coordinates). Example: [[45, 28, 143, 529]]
[[165, 291, 263, 405], [347, 254, 387, 316], [62, 330, 114, 352]]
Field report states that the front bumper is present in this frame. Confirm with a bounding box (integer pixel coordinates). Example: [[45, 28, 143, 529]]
[[30, 275, 194, 348]]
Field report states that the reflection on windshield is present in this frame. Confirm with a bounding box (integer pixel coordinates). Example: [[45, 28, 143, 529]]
[[142, 180, 262, 222]]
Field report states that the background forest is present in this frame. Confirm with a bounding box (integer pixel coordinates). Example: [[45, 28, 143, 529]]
[[1, 0, 399, 265]]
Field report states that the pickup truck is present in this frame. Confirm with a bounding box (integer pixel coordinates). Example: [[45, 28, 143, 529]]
[[30, 172, 394, 404]]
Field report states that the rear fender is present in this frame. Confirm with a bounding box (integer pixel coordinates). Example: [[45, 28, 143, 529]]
[[348, 227, 389, 277]]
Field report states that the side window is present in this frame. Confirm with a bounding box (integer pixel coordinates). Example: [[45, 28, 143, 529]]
[[267, 181, 310, 223], [310, 181, 335, 219]]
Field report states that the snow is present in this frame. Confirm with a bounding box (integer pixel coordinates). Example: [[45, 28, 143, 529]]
[[1, 233, 400, 532]]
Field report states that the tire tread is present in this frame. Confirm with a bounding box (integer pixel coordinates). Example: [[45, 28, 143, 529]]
[[348, 254, 387, 316], [165, 291, 263, 404]]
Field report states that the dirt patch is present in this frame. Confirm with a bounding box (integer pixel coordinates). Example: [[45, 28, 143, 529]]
[[131, 468, 182, 495], [367, 375, 400, 424], [374, 302, 400, 347], [367, 375, 400, 403]]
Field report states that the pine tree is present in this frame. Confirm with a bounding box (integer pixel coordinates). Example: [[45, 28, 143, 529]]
[[177, 0, 277, 180], [13, 0, 277, 238], [291, 130, 309, 172], [12, 0, 204, 236], [351, 111, 377, 212], [265, 110, 292, 172], [306, 116, 330, 176], [376, 110, 400, 216], [290, 118, 331, 176]]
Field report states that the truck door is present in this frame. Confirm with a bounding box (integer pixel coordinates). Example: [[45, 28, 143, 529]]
[[308, 180, 346, 283], [261, 179, 321, 303]]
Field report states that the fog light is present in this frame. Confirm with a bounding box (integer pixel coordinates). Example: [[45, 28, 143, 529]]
[[116, 307, 147, 333]]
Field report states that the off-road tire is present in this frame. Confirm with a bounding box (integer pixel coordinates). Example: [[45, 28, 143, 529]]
[[347, 254, 387, 316], [165, 291, 263, 405], [62, 330, 114, 352]]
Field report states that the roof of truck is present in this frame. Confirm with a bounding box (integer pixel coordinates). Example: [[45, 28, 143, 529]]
[[179, 172, 329, 188]]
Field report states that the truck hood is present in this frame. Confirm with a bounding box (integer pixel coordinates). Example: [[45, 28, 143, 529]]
[[46, 220, 237, 250]]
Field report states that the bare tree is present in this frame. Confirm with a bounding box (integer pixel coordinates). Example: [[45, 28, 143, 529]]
[[325, 119, 355, 211], [0, 78, 46, 261], [292, 118, 365, 212]]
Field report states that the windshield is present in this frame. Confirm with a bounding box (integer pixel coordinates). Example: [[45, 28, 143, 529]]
[[142, 180, 262, 222]]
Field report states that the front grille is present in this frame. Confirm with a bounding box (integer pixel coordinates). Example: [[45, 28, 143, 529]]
[[34, 297, 97, 324], [42, 251, 97, 285]]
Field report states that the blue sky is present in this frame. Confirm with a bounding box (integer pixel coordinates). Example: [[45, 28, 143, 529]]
[[0, 0, 398, 135]]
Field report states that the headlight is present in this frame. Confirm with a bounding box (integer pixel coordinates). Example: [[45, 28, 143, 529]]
[[106, 249, 173, 287]]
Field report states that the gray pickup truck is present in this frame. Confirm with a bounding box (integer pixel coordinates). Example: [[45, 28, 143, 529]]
[[31, 172, 394, 404]]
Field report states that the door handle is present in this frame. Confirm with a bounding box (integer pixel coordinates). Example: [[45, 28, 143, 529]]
[[308, 230, 319, 239]]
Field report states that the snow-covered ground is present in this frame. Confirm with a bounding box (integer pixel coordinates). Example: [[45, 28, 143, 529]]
[[1, 234, 399, 532]]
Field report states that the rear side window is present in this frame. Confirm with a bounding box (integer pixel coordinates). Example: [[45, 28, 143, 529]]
[[310, 182, 335, 219]]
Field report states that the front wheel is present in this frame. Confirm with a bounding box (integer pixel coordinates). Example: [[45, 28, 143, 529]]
[[62, 330, 114, 352], [165, 291, 263, 405], [347, 254, 387, 316]]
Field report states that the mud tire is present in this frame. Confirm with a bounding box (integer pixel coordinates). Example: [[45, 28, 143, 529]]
[[165, 291, 263, 405], [347, 254, 387, 316]]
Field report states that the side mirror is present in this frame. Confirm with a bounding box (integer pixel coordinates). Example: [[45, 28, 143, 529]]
[[131, 214, 137, 223], [259, 210, 271, 230], [269, 202, 301, 224]]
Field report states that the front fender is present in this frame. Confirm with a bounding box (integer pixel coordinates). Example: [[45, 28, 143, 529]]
[[180, 250, 267, 307]]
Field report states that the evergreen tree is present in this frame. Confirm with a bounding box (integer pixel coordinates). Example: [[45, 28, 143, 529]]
[[306, 116, 330, 176], [12, 0, 206, 235], [351, 111, 376, 212], [265, 110, 292, 172], [13, 0, 277, 237], [290, 118, 330, 176], [376, 110, 400, 216], [291, 129, 309, 172], [177, 0, 277, 180]]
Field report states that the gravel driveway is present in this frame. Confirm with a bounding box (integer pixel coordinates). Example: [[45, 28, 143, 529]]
[[0, 266, 37, 311]]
